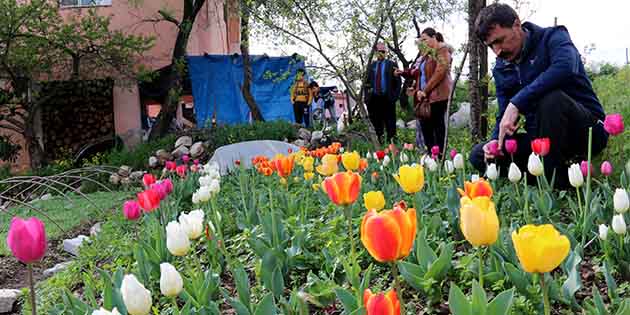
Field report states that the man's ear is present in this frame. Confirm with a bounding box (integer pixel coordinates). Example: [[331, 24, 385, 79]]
[[512, 17, 521, 29]]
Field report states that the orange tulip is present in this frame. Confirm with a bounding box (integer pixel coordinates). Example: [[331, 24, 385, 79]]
[[321, 171, 362, 206], [359, 158, 369, 172], [272, 155, 294, 178], [364, 289, 400, 315], [361, 202, 416, 262], [457, 179, 493, 199]]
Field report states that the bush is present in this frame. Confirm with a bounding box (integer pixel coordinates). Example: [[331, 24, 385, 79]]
[[103, 134, 176, 170], [205, 120, 298, 150]]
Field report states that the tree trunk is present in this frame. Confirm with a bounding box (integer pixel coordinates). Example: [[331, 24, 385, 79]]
[[240, 0, 264, 122], [468, 0, 488, 142]]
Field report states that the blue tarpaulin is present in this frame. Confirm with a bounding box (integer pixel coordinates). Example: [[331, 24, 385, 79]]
[[187, 54, 305, 125]]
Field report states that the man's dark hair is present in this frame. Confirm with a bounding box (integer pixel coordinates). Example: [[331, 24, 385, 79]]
[[421, 27, 444, 43], [475, 3, 519, 42], [308, 81, 319, 88]]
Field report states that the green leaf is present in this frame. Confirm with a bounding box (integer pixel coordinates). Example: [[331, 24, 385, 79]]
[[227, 297, 252, 315], [448, 283, 472, 315], [603, 261, 618, 300], [334, 287, 358, 313], [398, 261, 426, 291], [349, 307, 366, 315], [271, 266, 285, 298], [424, 242, 454, 281], [505, 263, 530, 296], [471, 280, 487, 314], [615, 299, 630, 315], [416, 229, 438, 268], [592, 287, 607, 315], [487, 288, 514, 315], [254, 293, 277, 315], [562, 249, 582, 306], [233, 264, 251, 308]]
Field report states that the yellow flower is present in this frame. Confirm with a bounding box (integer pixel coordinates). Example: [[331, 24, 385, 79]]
[[316, 154, 339, 176], [393, 164, 425, 194], [293, 151, 306, 165], [304, 171, 314, 181], [459, 196, 499, 247], [342, 151, 360, 171], [511, 224, 571, 273], [363, 191, 385, 211], [312, 183, 321, 191], [302, 156, 314, 172]]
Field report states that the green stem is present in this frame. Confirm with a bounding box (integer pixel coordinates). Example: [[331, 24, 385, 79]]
[[478, 247, 484, 288], [576, 186, 585, 244], [392, 262, 405, 315], [28, 264, 36, 315], [585, 127, 593, 233], [540, 275, 551, 315], [620, 234, 624, 252], [171, 296, 180, 315], [346, 206, 356, 265]]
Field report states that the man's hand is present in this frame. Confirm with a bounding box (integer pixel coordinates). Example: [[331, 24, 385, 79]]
[[497, 103, 520, 152], [416, 90, 426, 100]]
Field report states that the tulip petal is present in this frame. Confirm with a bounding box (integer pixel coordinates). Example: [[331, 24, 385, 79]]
[[366, 292, 395, 315], [361, 211, 402, 262], [387, 207, 417, 258]]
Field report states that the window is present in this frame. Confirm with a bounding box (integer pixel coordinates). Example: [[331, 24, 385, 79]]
[[59, 0, 112, 8]]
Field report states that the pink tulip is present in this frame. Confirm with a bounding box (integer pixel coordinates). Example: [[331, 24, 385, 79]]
[[431, 146, 440, 158], [182, 155, 190, 164], [193, 159, 200, 166], [142, 173, 156, 187], [151, 182, 167, 200], [487, 141, 500, 156], [505, 139, 518, 155], [123, 200, 142, 220], [162, 179, 174, 195], [581, 161, 594, 177], [604, 113, 624, 136], [165, 161, 177, 171], [190, 165, 199, 173], [403, 143, 414, 150], [176, 165, 187, 178], [600, 161, 613, 177], [450, 149, 457, 160], [7, 217, 47, 264]]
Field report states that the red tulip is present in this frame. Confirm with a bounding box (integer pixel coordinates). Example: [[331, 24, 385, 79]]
[[600, 161, 613, 176], [7, 217, 47, 264], [375, 151, 386, 160], [364, 289, 400, 315], [143, 173, 156, 187], [604, 113, 624, 136], [531, 138, 550, 156], [235, 160, 241, 166], [165, 161, 176, 171], [321, 171, 362, 206], [176, 165, 187, 178], [123, 200, 142, 220], [137, 189, 160, 212], [182, 155, 190, 164], [580, 161, 593, 177], [450, 149, 458, 160], [431, 146, 440, 158], [505, 139, 518, 155]]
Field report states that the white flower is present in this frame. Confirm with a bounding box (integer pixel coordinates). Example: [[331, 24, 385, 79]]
[[614, 189, 629, 213], [382, 155, 391, 167], [366, 151, 372, 160], [166, 221, 190, 256], [453, 153, 465, 169], [508, 163, 522, 183], [120, 274, 152, 315], [527, 153, 544, 176], [339, 147, 345, 153], [486, 163, 498, 180], [208, 179, 221, 194], [160, 263, 184, 297], [444, 160, 455, 174], [612, 214, 627, 235], [471, 174, 480, 182], [568, 164, 584, 188], [92, 308, 121, 315], [400, 152, 409, 163], [179, 209, 205, 239], [199, 175, 214, 187], [425, 157, 438, 172], [599, 224, 609, 240], [192, 185, 214, 204], [202, 162, 221, 178]]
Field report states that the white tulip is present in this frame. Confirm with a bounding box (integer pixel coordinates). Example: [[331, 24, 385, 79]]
[[453, 153, 465, 169], [425, 157, 438, 172], [92, 308, 121, 315], [160, 263, 184, 297], [382, 155, 391, 167], [199, 175, 214, 187], [120, 274, 152, 315], [612, 214, 627, 235], [208, 179, 221, 194], [193, 185, 213, 204], [166, 221, 190, 256], [444, 160, 455, 174], [568, 164, 584, 188], [365, 151, 371, 160], [508, 163, 522, 183], [527, 153, 544, 176], [471, 174, 480, 182], [179, 209, 205, 239], [614, 189, 629, 213], [599, 224, 609, 240], [400, 152, 409, 163], [486, 163, 498, 180]]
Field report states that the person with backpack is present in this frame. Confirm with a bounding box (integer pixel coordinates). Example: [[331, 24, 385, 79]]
[[291, 68, 313, 127]]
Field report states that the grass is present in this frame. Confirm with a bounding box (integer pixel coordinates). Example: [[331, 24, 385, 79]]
[[0, 190, 132, 256]]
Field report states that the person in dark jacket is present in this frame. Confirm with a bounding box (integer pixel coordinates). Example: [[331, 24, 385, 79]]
[[365, 42, 402, 142], [469, 3, 608, 188]]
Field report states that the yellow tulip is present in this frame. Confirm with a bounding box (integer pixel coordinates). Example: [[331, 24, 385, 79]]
[[459, 196, 499, 247], [511, 224, 570, 273], [304, 171, 314, 181], [312, 183, 321, 191], [342, 151, 361, 171], [302, 156, 314, 172], [363, 191, 385, 211], [316, 154, 339, 176], [393, 164, 425, 194]]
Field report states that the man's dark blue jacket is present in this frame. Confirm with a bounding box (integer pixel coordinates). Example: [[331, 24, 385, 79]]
[[491, 22, 605, 139]]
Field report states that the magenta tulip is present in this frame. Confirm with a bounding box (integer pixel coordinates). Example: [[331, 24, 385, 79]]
[[165, 161, 176, 171], [182, 154, 190, 164], [123, 200, 142, 220], [505, 139, 518, 155], [450, 149, 458, 160], [604, 113, 624, 136], [162, 179, 174, 194], [193, 159, 200, 166], [581, 161, 594, 177], [151, 182, 168, 200], [600, 161, 613, 177], [488, 141, 500, 156], [7, 217, 47, 264], [431, 146, 440, 158]]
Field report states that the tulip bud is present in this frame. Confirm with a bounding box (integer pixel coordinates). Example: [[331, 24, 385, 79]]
[[568, 163, 584, 188], [444, 160, 455, 174], [121, 274, 152, 315], [166, 221, 190, 256], [182, 154, 190, 164], [486, 163, 498, 180], [431, 146, 440, 158], [123, 200, 142, 221], [604, 113, 625, 136], [580, 161, 593, 178], [142, 173, 156, 187], [399, 152, 409, 163], [508, 163, 522, 183], [527, 153, 544, 176], [363, 191, 386, 211], [599, 224, 609, 240], [425, 157, 438, 172], [7, 217, 47, 264], [600, 161, 613, 177], [179, 209, 205, 239], [92, 307, 122, 315], [505, 139, 518, 154], [160, 263, 183, 297], [382, 155, 391, 166], [450, 149, 458, 160], [612, 214, 627, 235], [453, 153, 465, 169], [614, 189, 629, 213]]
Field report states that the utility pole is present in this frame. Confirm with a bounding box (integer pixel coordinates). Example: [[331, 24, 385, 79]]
[[554, 17, 558, 26], [626, 48, 629, 65]]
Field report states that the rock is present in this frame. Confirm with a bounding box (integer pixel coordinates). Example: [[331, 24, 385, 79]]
[[311, 131, 324, 143], [297, 128, 312, 141], [406, 120, 416, 129], [155, 149, 172, 161], [396, 119, 406, 129], [90, 222, 102, 236], [148, 156, 159, 168], [120, 177, 132, 186], [0, 289, 22, 313], [43, 261, 72, 278], [171, 145, 190, 158], [190, 142, 205, 158], [292, 139, 307, 147], [130, 171, 144, 181], [118, 165, 132, 177], [208, 140, 300, 175], [63, 235, 89, 256], [449, 102, 471, 129], [175, 136, 193, 148], [109, 174, 121, 185]]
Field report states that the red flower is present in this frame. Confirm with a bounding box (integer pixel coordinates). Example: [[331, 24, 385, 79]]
[[123, 200, 142, 221], [604, 113, 624, 136], [530, 138, 550, 156], [375, 151, 386, 160], [165, 161, 177, 171], [176, 165, 187, 178], [137, 189, 160, 212], [142, 173, 156, 187], [235, 159, 241, 166]]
